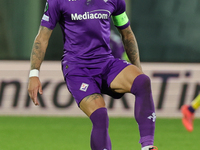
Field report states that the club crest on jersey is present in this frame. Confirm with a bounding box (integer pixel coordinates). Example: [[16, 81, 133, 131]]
[[80, 83, 89, 92]]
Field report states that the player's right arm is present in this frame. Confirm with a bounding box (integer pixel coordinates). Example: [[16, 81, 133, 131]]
[[28, 26, 53, 106]]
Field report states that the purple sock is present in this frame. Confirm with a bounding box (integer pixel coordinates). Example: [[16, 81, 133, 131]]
[[188, 106, 195, 113], [131, 74, 156, 147], [90, 107, 111, 150]]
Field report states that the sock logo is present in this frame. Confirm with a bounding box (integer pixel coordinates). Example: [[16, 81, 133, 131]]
[[147, 112, 156, 122], [80, 83, 89, 92]]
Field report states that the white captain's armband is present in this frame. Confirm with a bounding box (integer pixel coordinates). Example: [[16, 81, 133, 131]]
[[112, 12, 129, 27], [29, 69, 39, 78]]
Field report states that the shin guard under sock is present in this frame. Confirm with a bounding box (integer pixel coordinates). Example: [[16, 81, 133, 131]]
[[90, 107, 111, 150], [131, 74, 156, 147]]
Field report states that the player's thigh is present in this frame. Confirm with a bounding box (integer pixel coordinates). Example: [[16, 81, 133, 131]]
[[79, 93, 106, 117], [110, 65, 143, 93]]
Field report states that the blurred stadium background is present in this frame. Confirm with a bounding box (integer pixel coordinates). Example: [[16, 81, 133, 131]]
[[0, 0, 200, 149]]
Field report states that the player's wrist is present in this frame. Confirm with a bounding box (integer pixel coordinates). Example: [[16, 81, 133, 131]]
[[29, 69, 39, 78]]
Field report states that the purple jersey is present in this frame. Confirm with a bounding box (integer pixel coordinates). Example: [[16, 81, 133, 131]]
[[41, 0, 130, 66]]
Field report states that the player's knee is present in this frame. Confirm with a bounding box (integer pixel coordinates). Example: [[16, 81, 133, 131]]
[[90, 107, 109, 129], [131, 74, 151, 96]]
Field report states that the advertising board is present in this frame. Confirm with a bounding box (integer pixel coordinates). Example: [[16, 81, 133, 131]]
[[0, 61, 200, 117]]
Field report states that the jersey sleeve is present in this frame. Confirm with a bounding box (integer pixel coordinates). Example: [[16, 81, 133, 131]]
[[111, 0, 130, 30], [40, 0, 61, 30]]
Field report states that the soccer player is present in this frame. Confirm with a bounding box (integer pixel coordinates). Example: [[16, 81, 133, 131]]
[[181, 94, 200, 132], [28, 0, 157, 150]]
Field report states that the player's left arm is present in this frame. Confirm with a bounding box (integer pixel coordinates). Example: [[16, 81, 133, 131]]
[[118, 26, 142, 71], [112, 4, 142, 71]]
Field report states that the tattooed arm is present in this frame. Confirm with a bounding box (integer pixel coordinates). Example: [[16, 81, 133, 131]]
[[28, 26, 53, 105], [30, 26, 53, 70], [118, 26, 142, 71]]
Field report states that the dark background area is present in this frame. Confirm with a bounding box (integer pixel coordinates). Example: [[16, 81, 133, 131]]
[[0, 0, 200, 62]]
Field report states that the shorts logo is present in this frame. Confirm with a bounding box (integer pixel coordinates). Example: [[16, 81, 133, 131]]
[[80, 83, 89, 92], [123, 60, 131, 65]]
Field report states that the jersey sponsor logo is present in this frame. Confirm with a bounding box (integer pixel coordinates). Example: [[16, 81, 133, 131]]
[[71, 10, 111, 20], [42, 14, 49, 22], [80, 83, 89, 92], [147, 112, 156, 122]]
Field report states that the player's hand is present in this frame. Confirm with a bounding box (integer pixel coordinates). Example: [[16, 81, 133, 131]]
[[28, 77, 43, 106]]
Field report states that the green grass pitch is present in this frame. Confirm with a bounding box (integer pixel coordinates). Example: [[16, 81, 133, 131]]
[[0, 116, 199, 150]]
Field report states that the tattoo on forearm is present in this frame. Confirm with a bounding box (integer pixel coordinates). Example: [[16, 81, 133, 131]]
[[31, 41, 45, 70], [30, 26, 50, 70], [124, 39, 138, 62], [122, 29, 141, 68]]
